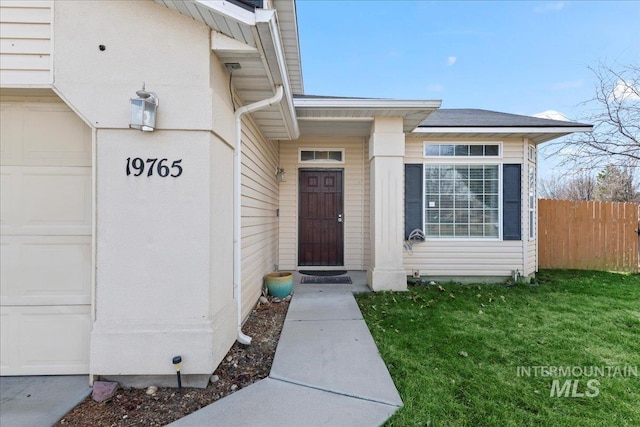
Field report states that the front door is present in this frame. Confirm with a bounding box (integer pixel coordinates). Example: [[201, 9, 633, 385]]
[[298, 169, 344, 266]]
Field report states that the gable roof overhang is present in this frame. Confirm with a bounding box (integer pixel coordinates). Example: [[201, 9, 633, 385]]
[[151, 0, 301, 140], [413, 109, 593, 144], [294, 96, 442, 137]]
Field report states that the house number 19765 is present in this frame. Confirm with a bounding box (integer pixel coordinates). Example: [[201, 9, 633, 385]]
[[126, 157, 183, 177]]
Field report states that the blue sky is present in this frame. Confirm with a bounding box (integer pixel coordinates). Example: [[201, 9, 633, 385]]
[[296, 1, 639, 176]]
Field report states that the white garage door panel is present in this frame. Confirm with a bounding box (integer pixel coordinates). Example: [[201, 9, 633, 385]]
[[23, 104, 92, 165], [0, 312, 9, 373], [22, 168, 92, 232], [0, 103, 20, 165], [0, 100, 91, 167], [0, 166, 91, 236], [1, 97, 92, 376], [0, 169, 16, 228], [0, 236, 91, 306], [0, 306, 91, 375]]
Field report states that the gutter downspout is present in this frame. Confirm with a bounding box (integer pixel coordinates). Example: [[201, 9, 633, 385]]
[[234, 85, 284, 345]]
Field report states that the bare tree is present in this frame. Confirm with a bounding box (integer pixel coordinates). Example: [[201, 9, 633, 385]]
[[595, 164, 640, 202], [546, 63, 639, 171], [539, 173, 596, 201], [540, 164, 639, 202]]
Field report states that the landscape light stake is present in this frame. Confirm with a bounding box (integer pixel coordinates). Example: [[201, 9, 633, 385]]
[[172, 355, 183, 396]]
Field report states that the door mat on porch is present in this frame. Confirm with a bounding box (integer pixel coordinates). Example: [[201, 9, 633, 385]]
[[300, 270, 348, 276], [300, 276, 352, 284]]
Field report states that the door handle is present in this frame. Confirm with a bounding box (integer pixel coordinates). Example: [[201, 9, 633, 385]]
[[338, 214, 343, 223]]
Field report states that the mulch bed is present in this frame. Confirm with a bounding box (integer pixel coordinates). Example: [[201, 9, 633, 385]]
[[55, 296, 290, 426]]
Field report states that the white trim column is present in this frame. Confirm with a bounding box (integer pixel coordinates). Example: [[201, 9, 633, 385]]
[[367, 117, 407, 291]]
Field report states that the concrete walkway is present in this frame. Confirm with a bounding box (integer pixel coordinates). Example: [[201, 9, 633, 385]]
[[0, 375, 91, 427], [170, 271, 403, 427]]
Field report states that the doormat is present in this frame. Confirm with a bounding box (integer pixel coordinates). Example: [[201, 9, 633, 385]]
[[300, 270, 348, 276], [300, 276, 352, 284]]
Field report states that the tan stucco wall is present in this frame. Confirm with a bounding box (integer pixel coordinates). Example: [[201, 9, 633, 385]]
[[49, 0, 242, 378], [53, 0, 213, 131]]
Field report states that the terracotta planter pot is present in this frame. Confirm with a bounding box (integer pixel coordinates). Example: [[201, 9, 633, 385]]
[[265, 272, 293, 298]]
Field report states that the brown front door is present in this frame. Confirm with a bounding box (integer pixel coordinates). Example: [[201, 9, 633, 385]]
[[298, 169, 344, 266]]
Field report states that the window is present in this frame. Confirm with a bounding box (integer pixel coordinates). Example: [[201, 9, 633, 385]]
[[404, 163, 521, 241], [529, 165, 536, 240], [528, 145, 536, 162], [424, 164, 500, 239], [424, 143, 501, 158], [299, 149, 344, 163]]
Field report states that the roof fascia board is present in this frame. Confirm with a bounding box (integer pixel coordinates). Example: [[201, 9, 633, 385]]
[[255, 9, 300, 139], [413, 126, 592, 134], [196, 0, 256, 25], [294, 98, 442, 109], [298, 117, 375, 122]]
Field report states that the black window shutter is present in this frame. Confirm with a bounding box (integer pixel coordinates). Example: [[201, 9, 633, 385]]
[[503, 164, 521, 240], [405, 164, 423, 240]]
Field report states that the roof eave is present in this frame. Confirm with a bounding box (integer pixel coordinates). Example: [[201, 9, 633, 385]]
[[196, 0, 257, 25], [272, 0, 303, 94], [255, 9, 300, 139], [294, 97, 442, 109], [413, 126, 593, 133], [413, 126, 593, 144], [151, 0, 298, 140]]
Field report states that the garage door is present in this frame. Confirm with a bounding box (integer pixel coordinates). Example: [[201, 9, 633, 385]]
[[1, 95, 92, 375]]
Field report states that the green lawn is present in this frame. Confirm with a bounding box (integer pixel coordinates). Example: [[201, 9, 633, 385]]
[[357, 270, 640, 427]]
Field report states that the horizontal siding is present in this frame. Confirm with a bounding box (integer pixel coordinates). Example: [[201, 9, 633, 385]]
[[404, 241, 523, 277], [0, 53, 49, 69], [0, 1, 52, 85], [1, 6, 51, 23], [239, 112, 279, 321], [278, 137, 367, 270], [0, 38, 50, 54]]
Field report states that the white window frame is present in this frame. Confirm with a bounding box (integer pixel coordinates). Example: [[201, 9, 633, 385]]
[[423, 141, 503, 159], [528, 144, 536, 162], [298, 148, 345, 164], [528, 164, 536, 241], [422, 141, 504, 241]]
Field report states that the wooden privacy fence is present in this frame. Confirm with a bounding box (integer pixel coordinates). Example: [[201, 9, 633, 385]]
[[538, 199, 639, 272]]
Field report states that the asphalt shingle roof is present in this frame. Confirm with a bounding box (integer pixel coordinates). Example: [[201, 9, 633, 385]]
[[418, 108, 590, 128]]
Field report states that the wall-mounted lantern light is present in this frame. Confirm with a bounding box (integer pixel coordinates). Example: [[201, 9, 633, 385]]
[[276, 167, 286, 182], [130, 83, 158, 132]]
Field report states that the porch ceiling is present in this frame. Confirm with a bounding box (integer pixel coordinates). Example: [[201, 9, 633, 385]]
[[151, 0, 300, 140]]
